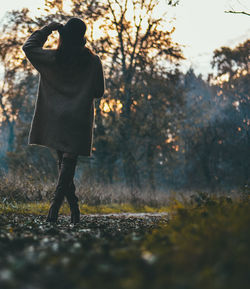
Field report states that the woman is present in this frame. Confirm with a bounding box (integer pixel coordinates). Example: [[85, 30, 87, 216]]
[[22, 18, 105, 224]]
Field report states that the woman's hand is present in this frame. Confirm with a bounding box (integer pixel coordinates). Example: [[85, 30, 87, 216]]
[[47, 22, 63, 31]]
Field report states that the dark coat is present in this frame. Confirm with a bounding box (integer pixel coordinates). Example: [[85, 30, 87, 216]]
[[22, 25, 105, 156]]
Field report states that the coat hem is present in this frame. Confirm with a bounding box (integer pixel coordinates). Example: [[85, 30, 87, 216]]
[[28, 142, 92, 157]]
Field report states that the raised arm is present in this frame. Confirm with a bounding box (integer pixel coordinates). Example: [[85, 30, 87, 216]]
[[22, 22, 62, 72]]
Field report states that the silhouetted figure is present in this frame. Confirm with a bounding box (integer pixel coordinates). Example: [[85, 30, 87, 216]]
[[22, 18, 105, 224]]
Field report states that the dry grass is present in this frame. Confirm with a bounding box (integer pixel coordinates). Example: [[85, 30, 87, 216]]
[[0, 169, 244, 209]]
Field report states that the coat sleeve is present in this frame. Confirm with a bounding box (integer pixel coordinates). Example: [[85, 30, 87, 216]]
[[94, 56, 105, 99], [22, 26, 53, 73]]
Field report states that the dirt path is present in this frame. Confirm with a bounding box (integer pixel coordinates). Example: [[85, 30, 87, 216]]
[[59, 212, 169, 235], [0, 212, 169, 243]]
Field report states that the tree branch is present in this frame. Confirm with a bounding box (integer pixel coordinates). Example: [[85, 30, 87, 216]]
[[225, 10, 250, 16], [107, 0, 127, 74]]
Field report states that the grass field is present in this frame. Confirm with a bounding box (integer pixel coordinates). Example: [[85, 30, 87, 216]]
[[0, 191, 249, 289]]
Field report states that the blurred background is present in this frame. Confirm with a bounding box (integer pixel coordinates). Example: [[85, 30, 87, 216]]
[[0, 0, 249, 201]]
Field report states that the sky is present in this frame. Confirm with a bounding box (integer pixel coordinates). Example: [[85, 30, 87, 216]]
[[0, 0, 249, 78], [167, 0, 250, 77]]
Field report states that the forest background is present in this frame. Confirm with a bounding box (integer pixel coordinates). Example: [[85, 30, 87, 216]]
[[0, 0, 249, 201]]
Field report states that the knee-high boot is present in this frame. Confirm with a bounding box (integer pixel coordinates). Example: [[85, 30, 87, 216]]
[[46, 157, 77, 223], [66, 181, 80, 224], [56, 155, 80, 224]]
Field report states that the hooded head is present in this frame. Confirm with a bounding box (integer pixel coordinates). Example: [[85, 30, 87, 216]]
[[56, 17, 91, 69], [58, 17, 87, 46]]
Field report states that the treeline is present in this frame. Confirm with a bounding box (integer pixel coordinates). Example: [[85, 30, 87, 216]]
[[0, 0, 249, 192]]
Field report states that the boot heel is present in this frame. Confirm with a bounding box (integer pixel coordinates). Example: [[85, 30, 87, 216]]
[[70, 205, 80, 224], [66, 181, 80, 224], [46, 204, 60, 222]]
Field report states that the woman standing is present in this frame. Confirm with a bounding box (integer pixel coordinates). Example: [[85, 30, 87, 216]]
[[22, 18, 105, 224]]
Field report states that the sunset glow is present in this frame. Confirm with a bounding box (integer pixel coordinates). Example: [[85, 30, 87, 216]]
[[0, 0, 249, 76], [0, 1, 249, 123], [165, 134, 175, 144], [100, 98, 123, 114]]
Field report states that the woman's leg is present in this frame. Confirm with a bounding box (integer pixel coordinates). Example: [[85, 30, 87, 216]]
[[56, 149, 63, 173], [46, 150, 78, 223], [61, 152, 80, 224], [56, 150, 77, 172], [63, 152, 78, 159]]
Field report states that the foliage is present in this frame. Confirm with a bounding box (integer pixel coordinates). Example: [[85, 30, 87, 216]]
[[142, 192, 250, 288]]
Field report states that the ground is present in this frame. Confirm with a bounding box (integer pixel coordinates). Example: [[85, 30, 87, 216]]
[[0, 192, 249, 289]]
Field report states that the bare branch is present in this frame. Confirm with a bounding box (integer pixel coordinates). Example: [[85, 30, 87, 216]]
[[128, 1, 143, 73], [107, 0, 128, 75], [225, 10, 250, 16]]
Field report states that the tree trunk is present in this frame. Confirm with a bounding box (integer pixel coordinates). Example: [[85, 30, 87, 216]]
[[7, 120, 15, 152], [119, 82, 141, 189], [146, 143, 156, 191]]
